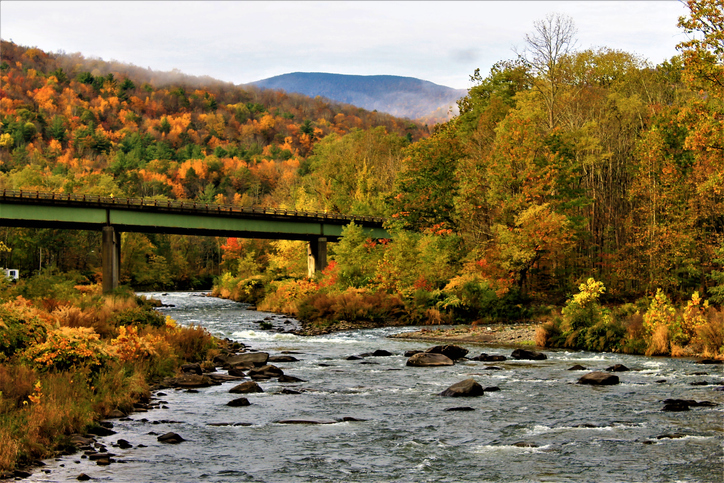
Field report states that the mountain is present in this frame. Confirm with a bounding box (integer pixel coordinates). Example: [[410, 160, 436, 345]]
[[250, 73, 467, 122]]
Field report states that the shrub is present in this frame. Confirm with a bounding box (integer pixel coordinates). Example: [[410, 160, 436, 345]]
[[111, 306, 165, 328], [21, 327, 114, 372], [0, 299, 51, 362], [109, 326, 166, 362], [165, 325, 216, 363]]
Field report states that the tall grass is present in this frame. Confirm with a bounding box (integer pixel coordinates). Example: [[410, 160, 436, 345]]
[[0, 274, 220, 477]]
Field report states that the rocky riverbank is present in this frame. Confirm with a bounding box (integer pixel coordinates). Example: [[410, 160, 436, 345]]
[[390, 323, 540, 347]]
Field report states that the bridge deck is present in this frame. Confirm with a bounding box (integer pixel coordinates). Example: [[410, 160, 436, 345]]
[[0, 190, 389, 241]]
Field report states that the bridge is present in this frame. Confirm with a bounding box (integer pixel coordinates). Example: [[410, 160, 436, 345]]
[[0, 190, 389, 293]]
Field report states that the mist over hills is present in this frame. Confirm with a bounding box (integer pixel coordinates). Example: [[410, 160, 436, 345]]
[[250, 73, 467, 122]]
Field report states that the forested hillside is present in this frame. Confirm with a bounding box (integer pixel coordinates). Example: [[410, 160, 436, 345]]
[[252, 72, 466, 122], [214, 2, 723, 358], [0, 40, 426, 287]]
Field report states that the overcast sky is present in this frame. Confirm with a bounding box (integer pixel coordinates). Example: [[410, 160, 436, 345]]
[[1, 1, 689, 89]]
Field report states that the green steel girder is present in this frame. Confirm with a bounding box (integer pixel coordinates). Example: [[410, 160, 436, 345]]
[[0, 202, 390, 241]]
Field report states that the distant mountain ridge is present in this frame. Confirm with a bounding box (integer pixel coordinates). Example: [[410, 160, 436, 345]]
[[250, 72, 466, 122]]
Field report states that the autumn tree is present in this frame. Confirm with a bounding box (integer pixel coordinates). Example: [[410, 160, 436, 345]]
[[519, 13, 578, 130]]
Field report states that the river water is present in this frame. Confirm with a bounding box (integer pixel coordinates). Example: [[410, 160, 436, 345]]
[[25, 292, 723, 482]]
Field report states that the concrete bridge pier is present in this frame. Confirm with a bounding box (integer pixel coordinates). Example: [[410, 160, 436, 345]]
[[307, 237, 328, 278], [102, 226, 120, 293]]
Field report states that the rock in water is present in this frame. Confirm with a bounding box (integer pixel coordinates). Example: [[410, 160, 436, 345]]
[[229, 381, 264, 394], [605, 364, 630, 372], [578, 371, 620, 385], [568, 364, 587, 371], [227, 397, 251, 407], [247, 364, 284, 380], [181, 363, 202, 375], [167, 374, 220, 388], [372, 349, 394, 357], [157, 432, 185, 444], [439, 378, 485, 397], [425, 345, 469, 360], [406, 352, 454, 367], [224, 352, 269, 368], [268, 355, 299, 362], [511, 348, 547, 360]]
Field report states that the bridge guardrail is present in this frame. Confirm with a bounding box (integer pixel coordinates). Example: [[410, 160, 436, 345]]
[[0, 190, 385, 225]]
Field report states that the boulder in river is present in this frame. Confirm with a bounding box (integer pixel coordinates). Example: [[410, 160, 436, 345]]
[[568, 364, 587, 371], [276, 419, 336, 425], [227, 397, 251, 407], [439, 378, 485, 397], [404, 350, 423, 357], [511, 348, 547, 360], [662, 398, 718, 411], [268, 355, 299, 363], [406, 352, 454, 367], [577, 371, 620, 385], [372, 349, 394, 357], [471, 353, 507, 362], [229, 381, 263, 394], [157, 432, 185, 444], [224, 352, 269, 369], [425, 345, 469, 360], [181, 363, 202, 375], [166, 374, 221, 388], [248, 364, 284, 380], [278, 374, 306, 383], [605, 364, 630, 372], [227, 368, 247, 377]]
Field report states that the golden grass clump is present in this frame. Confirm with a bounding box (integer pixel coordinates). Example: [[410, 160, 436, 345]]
[[646, 324, 671, 356]]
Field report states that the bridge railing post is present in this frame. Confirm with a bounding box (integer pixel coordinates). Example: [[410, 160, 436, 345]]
[[102, 226, 120, 294], [307, 237, 327, 279]]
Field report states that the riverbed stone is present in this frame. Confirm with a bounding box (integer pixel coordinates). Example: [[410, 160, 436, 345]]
[[439, 378, 485, 397], [404, 350, 423, 357], [166, 374, 221, 388], [228, 368, 246, 377], [276, 419, 337, 425], [471, 353, 507, 362], [157, 432, 185, 444], [406, 352, 454, 367], [268, 355, 299, 362], [181, 363, 202, 375], [605, 364, 630, 372], [230, 381, 263, 394], [372, 349, 394, 357], [106, 409, 127, 419], [425, 345, 469, 360], [224, 352, 269, 368], [207, 373, 244, 382], [278, 375, 306, 383], [227, 397, 251, 407], [568, 364, 587, 371], [578, 371, 620, 385], [511, 348, 547, 360], [248, 364, 284, 380]]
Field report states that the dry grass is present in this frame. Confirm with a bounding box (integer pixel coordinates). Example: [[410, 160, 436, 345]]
[[0, 364, 36, 408], [0, 428, 19, 477], [696, 307, 724, 358], [646, 324, 671, 356]]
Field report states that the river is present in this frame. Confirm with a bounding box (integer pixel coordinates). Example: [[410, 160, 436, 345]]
[[24, 292, 723, 482]]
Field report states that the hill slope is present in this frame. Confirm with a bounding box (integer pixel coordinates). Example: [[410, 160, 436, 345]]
[[251, 73, 466, 121]]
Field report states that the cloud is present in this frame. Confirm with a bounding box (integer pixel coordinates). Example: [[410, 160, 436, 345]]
[[1, 1, 687, 89]]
